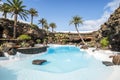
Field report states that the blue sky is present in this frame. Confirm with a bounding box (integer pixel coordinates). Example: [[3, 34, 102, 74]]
[[1, 0, 120, 32]]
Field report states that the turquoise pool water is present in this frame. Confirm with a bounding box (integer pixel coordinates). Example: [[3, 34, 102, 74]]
[[31, 46, 93, 73], [4, 45, 101, 73], [0, 45, 113, 80], [41, 46, 97, 72]]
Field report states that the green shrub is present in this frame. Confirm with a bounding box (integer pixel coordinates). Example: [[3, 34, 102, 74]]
[[43, 38, 47, 42], [100, 37, 109, 48], [0, 44, 3, 52], [18, 34, 31, 40], [62, 39, 67, 44], [36, 39, 41, 44], [30, 24, 38, 29], [20, 41, 29, 47]]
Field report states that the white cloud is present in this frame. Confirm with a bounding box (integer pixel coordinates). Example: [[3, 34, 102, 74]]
[[18, 19, 30, 24], [79, 0, 120, 31], [0, 1, 3, 5], [105, 0, 120, 11], [0, 1, 3, 17]]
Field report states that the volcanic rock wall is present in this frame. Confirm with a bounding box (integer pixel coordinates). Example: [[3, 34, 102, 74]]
[[97, 6, 120, 51], [0, 18, 46, 40]]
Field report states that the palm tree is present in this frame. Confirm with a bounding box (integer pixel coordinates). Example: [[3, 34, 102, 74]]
[[38, 18, 47, 29], [6, 0, 28, 38], [44, 23, 49, 32], [0, 3, 10, 18], [28, 8, 38, 25], [49, 22, 56, 33], [70, 16, 86, 45]]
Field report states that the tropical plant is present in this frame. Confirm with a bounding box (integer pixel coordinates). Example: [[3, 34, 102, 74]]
[[49, 22, 56, 33], [100, 37, 109, 48], [6, 0, 28, 38], [38, 18, 47, 29], [18, 34, 31, 40], [69, 15, 86, 45], [43, 38, 47, 45], [36, 39, 41, 44], [20, 41, 29, 47], [62, 39, 68, 44], [30, 24, 38, 29], [28, 8, 38, 25], [0, 3, 10, 18], [0, 45, 3, 52]]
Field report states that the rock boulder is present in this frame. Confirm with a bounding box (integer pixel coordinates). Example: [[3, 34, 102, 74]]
[[32, 59, 47, 65], [112, 55, 120, 65]]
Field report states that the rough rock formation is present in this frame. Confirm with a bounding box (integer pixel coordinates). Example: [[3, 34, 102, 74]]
[[16, 46, 47, 54], [112, 55, 120, 65], [32, 59, 47, 65], [96, 6, 120, 51], [0, 42, 17, 55], [0, 18, 47, 57], [0, 18, 46, 40]]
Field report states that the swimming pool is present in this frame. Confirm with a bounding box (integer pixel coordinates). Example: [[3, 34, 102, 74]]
[[30, 46, 99, 73], [0, 45, 113, 80]]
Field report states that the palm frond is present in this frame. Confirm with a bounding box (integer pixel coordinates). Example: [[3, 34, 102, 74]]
[[69, 15, 83, 27], [7, 0, 13, 6]]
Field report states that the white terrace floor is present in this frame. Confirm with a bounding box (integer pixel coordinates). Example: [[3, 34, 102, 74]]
[[85, 48, 120, 80]]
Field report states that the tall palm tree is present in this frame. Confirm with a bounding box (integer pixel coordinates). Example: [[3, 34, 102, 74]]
[[6, 0, 28, 38], [70, 16, 86, 45], [28, 8, 38, 25], [49, 22, 56, 33], [0, 3, 9, 18], [38, 18, 47, 29]]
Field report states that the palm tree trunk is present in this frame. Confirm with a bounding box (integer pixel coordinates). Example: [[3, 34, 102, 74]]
[[31, 15, 33, 25], [47, 28, 48, 32], [42, 24, 43, 29], [5, 13, 7, 19], [75, 25, 86, 45], [13, 14, 17, 39], [4, 12, 7, 19], [52, 28, 54, 33]]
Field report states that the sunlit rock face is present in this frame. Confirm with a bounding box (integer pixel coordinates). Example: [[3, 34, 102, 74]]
[[0, 18, 46, 39], [96, 7, 120, 51]]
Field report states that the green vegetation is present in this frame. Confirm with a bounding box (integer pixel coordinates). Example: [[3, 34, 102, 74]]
[[6, 0, 28, 38], [18, 34, 31, 47], [69, 16, 86, 45], [28, 8, 38, 25], [30, 24, 38, 29], [20, 41, 29, 47], [0, 0, 92, 46], [0, 3, 10, 19], [44, 23, 49, 33], [54, 33, 69, 44], [18, 34, 31, 40], [49, 23, 57, 33], [36, 39, 41, 44], [0, 0, 57, 40], [38, 18, 47, 29], [43, 38, 47, 43], [62, 39, 68, 44], [0, 43, 5, 52], [100, 37, 109, 48]]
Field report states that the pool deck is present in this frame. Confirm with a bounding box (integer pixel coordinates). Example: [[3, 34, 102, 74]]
[[85, 48, 120, 80]]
